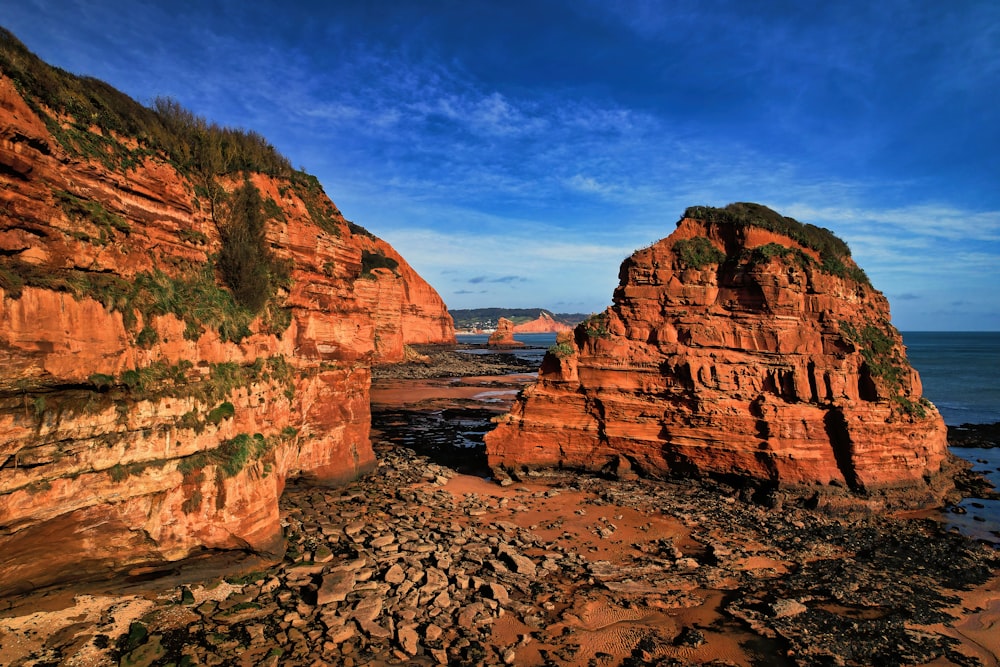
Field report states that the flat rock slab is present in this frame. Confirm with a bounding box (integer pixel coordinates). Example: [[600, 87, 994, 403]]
[[317, 571, 355, 606]]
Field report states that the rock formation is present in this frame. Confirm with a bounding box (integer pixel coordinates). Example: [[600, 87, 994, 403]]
[[353, 234, 455, 362], [0, 31, 452, 593], [486, 203, 949, 506], [487, 317, 525, 348], [512, 311, 575, 334]]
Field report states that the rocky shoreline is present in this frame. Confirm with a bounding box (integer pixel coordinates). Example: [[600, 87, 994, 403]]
[[949, 423, 1000, 449], [372, 345, 538, 380], [2, 353, 999, 666], [3, 442, 997, 666]]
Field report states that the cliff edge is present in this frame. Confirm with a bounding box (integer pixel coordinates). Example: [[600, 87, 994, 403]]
[[0, 29, 452, 593], [486, 203, 950, 508]]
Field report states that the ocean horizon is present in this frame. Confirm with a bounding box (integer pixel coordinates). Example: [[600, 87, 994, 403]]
[[902, 331, 1000, 427]]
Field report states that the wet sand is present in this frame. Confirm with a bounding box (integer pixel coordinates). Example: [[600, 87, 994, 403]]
[[371, 373, 535, 411]]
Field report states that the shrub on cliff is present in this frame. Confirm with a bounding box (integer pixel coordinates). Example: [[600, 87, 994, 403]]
[[673, 236, 727, 269], [289, 171, 342, 236], [360, 250, 400, 278], [583, 312, 612, 339], [218, 180, 289, 313], [683, 203, 869, 285], [744, 242, 813, 269], [548, 331, 576, 358]]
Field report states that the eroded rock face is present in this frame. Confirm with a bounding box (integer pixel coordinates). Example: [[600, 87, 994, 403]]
[[486, 206, 949, 506], [353, 236, 455, 362], [487, 318, 525, 349], [0, 54, 450, 593]]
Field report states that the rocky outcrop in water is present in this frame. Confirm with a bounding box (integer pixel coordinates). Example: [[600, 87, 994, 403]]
[[0, 31, 452, 593], [486, 204, 950, 507], [487, 318, 524, 349]]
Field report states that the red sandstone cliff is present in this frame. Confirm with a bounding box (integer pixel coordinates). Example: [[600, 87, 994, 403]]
[[486, 204, 949, 506], [353, 235, 455, 362], [512, 311, 575, 334], [487, 317, 525, 348], [0, 34, 452, 593]]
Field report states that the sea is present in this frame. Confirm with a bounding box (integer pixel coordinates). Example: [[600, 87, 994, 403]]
[[458, 330, 1000, 543], [902, 331, 1000, 427], [455, 332, 554, 365], [904, 331, 1000, 543]]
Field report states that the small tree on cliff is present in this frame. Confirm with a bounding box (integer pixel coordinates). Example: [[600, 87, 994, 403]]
[[219, 179, 272, 313]]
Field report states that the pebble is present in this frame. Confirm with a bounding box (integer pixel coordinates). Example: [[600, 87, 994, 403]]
[[397, 624, 420, 655], [383, 563, 406, 585]]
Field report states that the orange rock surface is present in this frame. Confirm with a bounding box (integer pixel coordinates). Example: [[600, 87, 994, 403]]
[[0, 52, 451, 593], [486, 207, 949, 505], [512, 311, 575, 334], [354, 235, 455, 362], [488, 317, 525, 348]]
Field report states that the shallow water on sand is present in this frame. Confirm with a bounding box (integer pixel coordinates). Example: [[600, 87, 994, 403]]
[[948, 447, 1000, 545]]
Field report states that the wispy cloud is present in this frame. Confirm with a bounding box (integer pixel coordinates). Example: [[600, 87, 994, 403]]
[[4, 0, 997, 329], [783, 203, 1000, 243], [469, 275, 527, 285]]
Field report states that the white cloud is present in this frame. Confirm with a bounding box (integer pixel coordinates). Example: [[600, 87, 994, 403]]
[[783, 203, 1000, 243], [564, 174, 618, 198]]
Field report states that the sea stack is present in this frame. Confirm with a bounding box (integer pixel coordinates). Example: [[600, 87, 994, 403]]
[[486, 204, 949, 506], [487, 317, 525, 348]]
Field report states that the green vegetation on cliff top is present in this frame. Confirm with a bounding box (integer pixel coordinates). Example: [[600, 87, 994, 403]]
[[0, 28, 377, 246], [681, 203, 869, 285], [0, 27, 290, 176]]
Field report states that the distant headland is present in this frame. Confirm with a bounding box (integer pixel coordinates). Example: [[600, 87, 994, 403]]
[[451, 308, 585, 333]]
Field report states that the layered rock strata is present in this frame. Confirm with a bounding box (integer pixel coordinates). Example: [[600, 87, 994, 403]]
[[353, 235, 455, 362], [487, 205, 949, 504], [0, 35, 452, 593]]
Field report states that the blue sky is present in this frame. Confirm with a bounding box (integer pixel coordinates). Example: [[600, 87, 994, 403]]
[[4, 1, 999, 330]]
